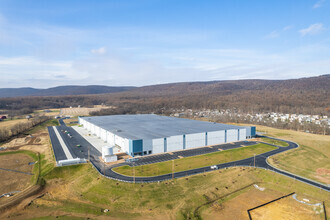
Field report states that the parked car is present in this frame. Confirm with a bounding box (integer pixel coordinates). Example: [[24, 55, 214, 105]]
[[210, 165, 218, 170]]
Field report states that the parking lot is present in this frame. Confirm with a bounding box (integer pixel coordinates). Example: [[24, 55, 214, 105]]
[[125, 141, 258, 166], [48, 123, 101, 165]]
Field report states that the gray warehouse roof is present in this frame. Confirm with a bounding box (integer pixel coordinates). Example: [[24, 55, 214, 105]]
[[80, 114, 245, 140]]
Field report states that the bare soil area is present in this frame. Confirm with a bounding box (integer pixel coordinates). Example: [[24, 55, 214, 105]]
[[2, 132, 53, 163]]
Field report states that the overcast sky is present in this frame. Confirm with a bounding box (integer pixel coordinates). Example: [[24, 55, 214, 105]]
[[0, 0, 329, 88]]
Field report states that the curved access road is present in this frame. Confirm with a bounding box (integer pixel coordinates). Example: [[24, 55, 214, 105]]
[[90, 136, 329, 191]]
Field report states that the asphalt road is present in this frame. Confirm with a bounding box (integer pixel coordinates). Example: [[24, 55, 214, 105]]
[[106, 137, 329, 191], [49, 120, 330, 191]]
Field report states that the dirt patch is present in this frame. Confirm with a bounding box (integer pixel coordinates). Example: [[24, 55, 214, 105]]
[[2, 132, 53, 164], [314, 168, 330, 184], [250, 196, 323, 220], [0, 153, 34, 196]]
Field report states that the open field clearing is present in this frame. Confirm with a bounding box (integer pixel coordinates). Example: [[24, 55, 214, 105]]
[[1, 164, 328, 219], [250, 195, 324, 220], [228, 122, 330, 185], [114, 143, 276, 176], [260, 137, 289, 147], [34, 109, 61, 117], [0, 119, 28, 129], [200, 187, 283, 219], [253, 125, 330, 185], [0, 151, 38, 203], [60, 105, 112, 116]]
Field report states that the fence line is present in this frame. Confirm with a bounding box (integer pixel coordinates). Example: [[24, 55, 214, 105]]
[[247, 192, 295, 220]]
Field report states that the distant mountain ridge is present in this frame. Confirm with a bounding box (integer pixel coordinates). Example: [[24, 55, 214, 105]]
[[0, 74, 329, 98], [0, 85, 136, 98]]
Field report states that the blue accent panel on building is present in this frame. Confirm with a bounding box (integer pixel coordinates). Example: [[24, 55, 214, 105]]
[[164, 138, 167, 152], [225, 130, 227, 143], [237, 129, 240, 141], [251, 127, 256, 137], [132, 140, 143, 153], [183, 135, 186, 149], [129, 140, 133, 156], [205, 132, 208, 146]]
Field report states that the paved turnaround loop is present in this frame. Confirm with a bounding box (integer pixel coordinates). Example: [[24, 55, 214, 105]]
[[51, 120, 330, 191]]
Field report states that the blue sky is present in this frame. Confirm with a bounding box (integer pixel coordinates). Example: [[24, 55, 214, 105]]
[[0, 0, 329, 88]]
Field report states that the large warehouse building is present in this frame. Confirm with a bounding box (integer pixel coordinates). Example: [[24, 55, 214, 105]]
[[79, 114, 256, 157]]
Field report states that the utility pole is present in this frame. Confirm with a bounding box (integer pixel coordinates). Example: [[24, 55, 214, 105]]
[[133, 162, 135, 184], [172, 160, 174, 180], [88, 146, 90, 162], [103, 163, 105, 175]]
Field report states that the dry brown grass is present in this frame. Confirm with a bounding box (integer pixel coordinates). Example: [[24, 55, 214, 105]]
[[231, 123, 330, 185], [60, 105, 112, 116], [0, 153, 34, 197], [0, 119, 28, 129], [250, 196, 324, 220], [200, 187, 284, 219]]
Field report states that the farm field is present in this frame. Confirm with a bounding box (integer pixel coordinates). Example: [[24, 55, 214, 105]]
[[60, 105, 112, 116], [113, 143, 276, 177]]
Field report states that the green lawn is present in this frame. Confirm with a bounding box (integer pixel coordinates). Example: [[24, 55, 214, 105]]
[[113, 143, 277, 177], [260, 137, 289, 147]]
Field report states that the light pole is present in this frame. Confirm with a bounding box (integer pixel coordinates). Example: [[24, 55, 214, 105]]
[[172, 160, 174, 180]]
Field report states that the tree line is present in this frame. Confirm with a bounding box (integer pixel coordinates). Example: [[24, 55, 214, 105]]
[[0, 116, 50, 142]]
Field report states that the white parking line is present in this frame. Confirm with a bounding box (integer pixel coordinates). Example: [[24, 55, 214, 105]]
[[52, 126, 73, 159]]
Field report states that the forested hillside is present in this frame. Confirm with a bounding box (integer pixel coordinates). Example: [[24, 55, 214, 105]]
[[0, 75, 329, 116]]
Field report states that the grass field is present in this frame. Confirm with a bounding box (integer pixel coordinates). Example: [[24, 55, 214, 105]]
[[1, 164, 327, 219], [261, 137, 289, 147], [250, 125, 330, 185], [0, 119, 29, 129], [27, 119, 59, 134], [0, 151, 38, 203], [113, 143, 276, 177], [250, 196, 324, 220]]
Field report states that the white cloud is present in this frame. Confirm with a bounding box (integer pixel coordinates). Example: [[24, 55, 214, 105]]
[[266, 30, 280, 39], [313, 0, 325, 8], [91, 47, 107, 55], [299, 23, 324, 36], [283, 25, 293, 31]]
